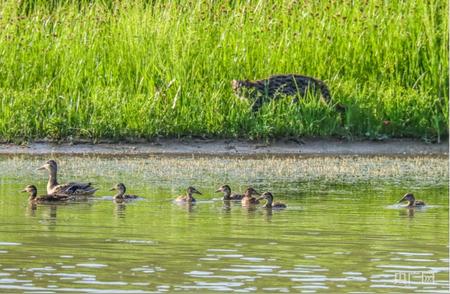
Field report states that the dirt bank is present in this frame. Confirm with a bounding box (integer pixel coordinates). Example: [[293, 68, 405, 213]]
[[0, 138, 447, 157]]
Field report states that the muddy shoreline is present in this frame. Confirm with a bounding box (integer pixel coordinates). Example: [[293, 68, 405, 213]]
[[0, 138, 447, 157]]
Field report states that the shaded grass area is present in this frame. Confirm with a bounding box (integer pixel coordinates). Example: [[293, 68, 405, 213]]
[[0, 0, 448, 142]]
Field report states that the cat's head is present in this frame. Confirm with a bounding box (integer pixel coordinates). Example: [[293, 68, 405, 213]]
[[233, 79, 255, 88], [231, 79, 252, 98], [231, 79, 242, 91]]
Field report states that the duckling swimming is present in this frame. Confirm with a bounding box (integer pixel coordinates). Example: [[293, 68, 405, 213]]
[[241, 187, 260, 206], [37, 160, 97, 196], [215, 185, 243, 200], [109, 183, 139, 203], [258, 192, 287, 209], [398, 193, 425, 208], [21, 185, 73, 203], [175, 186, 202, 203]]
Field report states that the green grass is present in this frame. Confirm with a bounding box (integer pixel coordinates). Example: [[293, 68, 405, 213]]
[[0, 0, 447, 142]]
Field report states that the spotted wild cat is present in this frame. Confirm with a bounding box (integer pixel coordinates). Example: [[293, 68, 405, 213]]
[[231, 74, 342, 112]]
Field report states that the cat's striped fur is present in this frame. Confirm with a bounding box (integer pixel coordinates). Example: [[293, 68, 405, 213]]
[[231, 74, 341, 112]]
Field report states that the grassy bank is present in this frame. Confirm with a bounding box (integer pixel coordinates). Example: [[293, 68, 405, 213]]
[[0, 0, 448, 142]]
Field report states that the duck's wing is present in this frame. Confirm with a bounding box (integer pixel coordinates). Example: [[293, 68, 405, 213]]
[[53, 182, 97, 196], [124, 194, 139, 200], [229, 193, 243, 200], [415, 200, 426, 206], [36, 194, 72, 202], [114, 196, 125, 203], [176, 195, 195, 202], [274, 202, 287, 208], [243, 197, 258, 205], [175, 195, 186, 202]]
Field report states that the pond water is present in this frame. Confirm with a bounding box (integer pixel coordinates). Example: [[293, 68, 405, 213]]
[[0, 155, 447, 293]]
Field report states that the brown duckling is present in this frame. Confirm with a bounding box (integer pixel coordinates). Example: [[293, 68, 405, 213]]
[[21, 185, 72, 202], [258, 192, 287, 209], [241, 187, 261, 206], [398, 193, 425, 208], [37, 160, 97, 196], [109, 183, 139, 203], [215, 185, 243, 201], [175, 186, 202, 203]]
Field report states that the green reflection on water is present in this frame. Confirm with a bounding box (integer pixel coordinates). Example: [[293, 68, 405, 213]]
[[0, 155, 447, 293]]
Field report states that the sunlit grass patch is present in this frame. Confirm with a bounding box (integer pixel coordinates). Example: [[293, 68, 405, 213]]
[[0, 0, 447, 142]]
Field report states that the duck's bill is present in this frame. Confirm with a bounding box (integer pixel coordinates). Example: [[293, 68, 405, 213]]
[[398, 197, 406, 203], [37, 165, 46, 170], [20, 189, 27, 193], [215, 189, 222, 193], [109, 188, 116, 191], [195, 191, 202, 195]]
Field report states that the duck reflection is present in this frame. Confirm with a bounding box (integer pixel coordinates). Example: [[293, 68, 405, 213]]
[[26, 202, 58, 222], [184, 202, 195, 213], [26, 202, 37, 217], [175, 201, 196, 213], [242, 205, 258, 216], [399, 207, 415, 218], [222, 200, 231, 212], [261, 207, 273, 222], [49, 205, 57, 219], [39, 204, 58, 229], [114, 203, 127, 218]]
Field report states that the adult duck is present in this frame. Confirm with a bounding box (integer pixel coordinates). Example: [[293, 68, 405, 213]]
[[37, 160, 97, 196]]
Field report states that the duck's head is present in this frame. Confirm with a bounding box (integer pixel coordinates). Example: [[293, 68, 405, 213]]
[[244, 187, 260, 197], [21, 185, 37, 194], [187, 186, 202, 195], [257, 192, 274, 202], [398, 193, 415, 203], [110, 183, 126, 193], [37, 160, 57, 171], [215, 185, 231, 194]]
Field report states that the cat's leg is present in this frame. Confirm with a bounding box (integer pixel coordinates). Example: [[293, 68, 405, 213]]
[[251, 96, 265, 112], [291, 88, 306, 104]]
